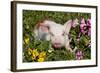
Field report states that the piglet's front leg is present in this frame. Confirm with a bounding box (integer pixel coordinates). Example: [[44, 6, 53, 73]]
[[65, 41, 73, 52]]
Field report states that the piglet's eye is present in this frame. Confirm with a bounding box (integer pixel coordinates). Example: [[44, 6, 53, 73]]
[[62, 32, 65, 36]]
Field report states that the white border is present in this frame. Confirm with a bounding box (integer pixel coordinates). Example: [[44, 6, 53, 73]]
[[17, 3, 96, 69]]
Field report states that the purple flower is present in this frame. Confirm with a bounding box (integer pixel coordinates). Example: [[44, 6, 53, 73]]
[[87, 19, 91, 36], [75, 50, 83, 60], [87, 19, 91, 26], [80, 18, 91, 36], [80, 18, 86, 33]]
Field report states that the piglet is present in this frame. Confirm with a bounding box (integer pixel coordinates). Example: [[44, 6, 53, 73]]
[[34, 19, 78, 52]]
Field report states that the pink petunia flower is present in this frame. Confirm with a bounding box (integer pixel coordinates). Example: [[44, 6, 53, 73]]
[[87, 18, 91, 36], [87, 18, 91, 26], [80, 18, 91, 36], [80, 18, 87, 33], [75, 50, 83, 60]]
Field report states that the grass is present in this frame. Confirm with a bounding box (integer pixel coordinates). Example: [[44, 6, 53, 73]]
[[23, 10, 91, 62]]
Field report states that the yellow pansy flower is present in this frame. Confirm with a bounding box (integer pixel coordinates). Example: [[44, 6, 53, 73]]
[[24, 37, 29, 44], [32, 49, 39, 59], [38, 51, 46, 58], [28, 48, 32, 55], [37, 58, 44, 62]]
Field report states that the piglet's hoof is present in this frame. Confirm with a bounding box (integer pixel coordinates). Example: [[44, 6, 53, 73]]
[[66, 47, 73, 53]]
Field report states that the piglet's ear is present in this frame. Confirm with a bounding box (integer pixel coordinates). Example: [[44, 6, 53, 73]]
[[64, 20, 72, 34], [34, 20, 50, 32]]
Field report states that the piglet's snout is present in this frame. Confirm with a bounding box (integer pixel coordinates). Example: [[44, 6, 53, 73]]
[[52, 36, 63, 48]]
